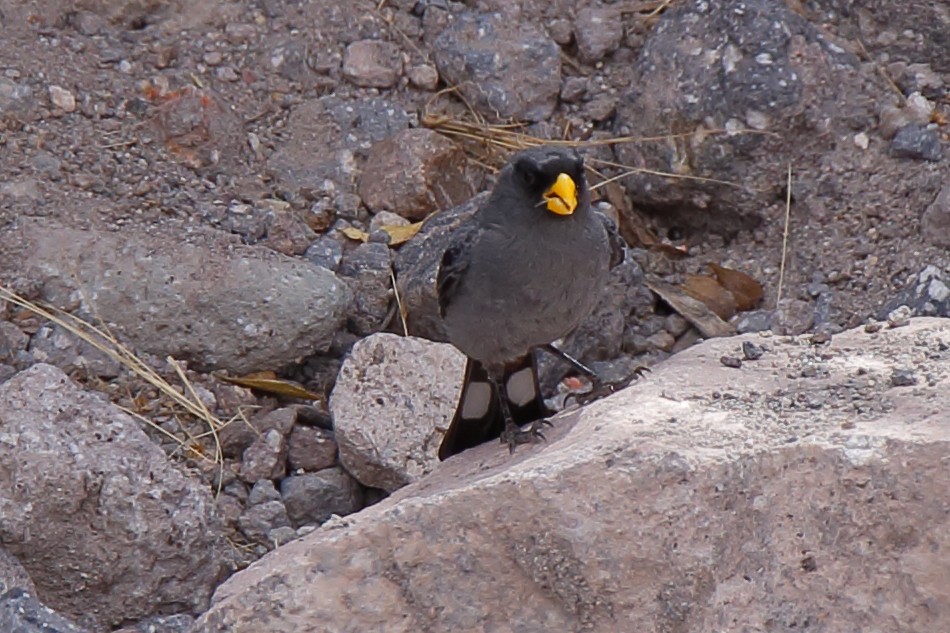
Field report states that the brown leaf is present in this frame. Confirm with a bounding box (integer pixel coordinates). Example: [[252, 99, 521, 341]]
[[646, 280, 735, 339], [341, 227, 369, 242], [216, 373, 322, 401], [682, 274, 738, 321], [380, 221, 423, 246], [708, 263, 764, 311]]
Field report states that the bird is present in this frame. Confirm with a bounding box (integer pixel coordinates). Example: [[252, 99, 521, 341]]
[[436, 145, 620, 460]]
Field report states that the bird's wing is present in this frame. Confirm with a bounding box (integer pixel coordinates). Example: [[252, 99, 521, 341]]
[[436, 221, 479, 318]]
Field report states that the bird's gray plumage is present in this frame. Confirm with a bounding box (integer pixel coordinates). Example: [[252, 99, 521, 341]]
[[436, 146, 615, 459], [438, 146, 611, 371]]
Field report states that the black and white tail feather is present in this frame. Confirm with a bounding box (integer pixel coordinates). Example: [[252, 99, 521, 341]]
[[437, 354, 549, 461]]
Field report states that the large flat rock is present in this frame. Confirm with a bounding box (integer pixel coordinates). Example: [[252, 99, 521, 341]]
[[196, 318, 950, 632]]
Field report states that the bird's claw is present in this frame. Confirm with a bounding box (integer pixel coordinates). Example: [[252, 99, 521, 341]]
[[501, 419, 551, 453]]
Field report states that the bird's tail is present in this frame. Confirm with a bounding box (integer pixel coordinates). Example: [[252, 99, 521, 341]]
[[438, 354, 549, 460]]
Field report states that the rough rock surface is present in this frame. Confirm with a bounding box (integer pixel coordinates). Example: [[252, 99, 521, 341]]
[[432, 11, 561, 122], [331, 333, 465, 492], [280, 467, 364, 527], [358, 128, 481, 221], [0, 589, 90, 633], [198, 318, 950, 632], [0, 365, 229, 630], [0, 550, 34, 596], [3, 220, 350, 374]]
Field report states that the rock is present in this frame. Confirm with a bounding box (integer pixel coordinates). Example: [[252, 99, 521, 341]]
[[878, 265, 950, 319], [305, 236, 344, 272], [433, 12, 561, 122], [280, 468, 364, 527], [196, 318, 950, 632], [114, 614, 195, 633], [287, 426, 338, 472], [920, 185, 950, 248], [238, 500, 291, 545], [0, 549, 34, 595], [358, 128, 480, 221], [406, 64, 439, 90], [27, 323, 122, 378], [260, 204, 318, 256], [336, 242, 393, 336], [240, 429, 289, 484], [151, 87, 244, 172], [5, 221, 350, 374], [342, 40, 404, 88], [267, 96, 410, 195], [612, 0, 893, 233], [330, 333, 465, 491], [0, 365, 228, 630], [220, 407, 297, 459], [0, 322, 28, 365], [889, 124, 944, 162], [392, 193, 485, 341], [47, 85, 76, 112], [370, 211, 410, 232], [247, 480, 282, 506], [574, 7, 623, 63], [0, 589, 90, 633], [560, 76, 588, 103]]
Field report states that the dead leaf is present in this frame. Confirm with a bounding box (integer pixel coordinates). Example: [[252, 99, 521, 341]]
[[682, 274, 738, 321], [708, 263, 764, 311], [216, 373, 322, 401], [380, 221, 423, 245], [341, 226, 369, 242], [646, 280, 735, 339]]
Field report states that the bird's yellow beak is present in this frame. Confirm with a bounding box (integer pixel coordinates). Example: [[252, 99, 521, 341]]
[[543, 173, 577, 216]]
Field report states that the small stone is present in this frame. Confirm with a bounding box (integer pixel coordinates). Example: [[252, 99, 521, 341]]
[[547, 18, 574, 45], [203, 51, 223, 66], [342, 40, 403, 88], [735, 310, 773, 334], [878, 105, 910, 140], [574, 7, 623, 63], [560, 76, 588, 104], [890, 369, 917, 387], [287, 426, 338, 472], [889, 124, 943, 162], [268, 526, 298, 546], [646, 330, 675, 353], [741, 341, 764, 360], [664, 313, 690, 338], [216, 66, 240, 82], [239, 429, 288, 483], [809, 331, 832, 345], [853, 132, 869, 149], [238, 500, 291, 544], [864, 321, 883, 333], [280, 467, 364, 527], [720, 355, 742, 368], [337, 242, 393, 335], [305, 237, 344, 272], [920, 185, 950, 248], [407, 64, 439, 90], [904, 92, 934, 125], [887, 305, 913, 328], [370, 210, 410, 232], [48, 85, 76, 112], [247, 480, 282, 506]]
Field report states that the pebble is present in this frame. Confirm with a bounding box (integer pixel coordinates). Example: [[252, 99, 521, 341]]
[[48, 85, 76, 112]]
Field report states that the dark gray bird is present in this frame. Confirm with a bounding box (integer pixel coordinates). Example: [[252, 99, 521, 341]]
[[436, 146, 619, 460]]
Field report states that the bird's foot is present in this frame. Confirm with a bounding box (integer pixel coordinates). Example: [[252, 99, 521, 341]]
[[500, 419, 552, 453], [575, 366, 651, 406]]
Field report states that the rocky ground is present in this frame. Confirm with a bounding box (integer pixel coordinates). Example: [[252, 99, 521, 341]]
[[0, 0, 947, 631]]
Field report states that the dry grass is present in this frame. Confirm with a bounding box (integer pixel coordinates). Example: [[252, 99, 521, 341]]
[[0, 283, 232, 491]]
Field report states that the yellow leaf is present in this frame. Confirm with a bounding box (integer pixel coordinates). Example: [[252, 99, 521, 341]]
[[215, 373, 323, 401], [341, 227, 369, 242], [380, 221, 423, 246]]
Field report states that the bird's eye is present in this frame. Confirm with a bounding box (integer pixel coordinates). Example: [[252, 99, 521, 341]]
[[514, 158, 540, 188]]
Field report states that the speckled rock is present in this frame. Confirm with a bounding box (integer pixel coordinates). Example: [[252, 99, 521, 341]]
[[197, 318, 950, 633]]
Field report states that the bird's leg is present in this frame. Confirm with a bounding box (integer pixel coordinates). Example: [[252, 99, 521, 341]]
[[487, 372, 547, 453]]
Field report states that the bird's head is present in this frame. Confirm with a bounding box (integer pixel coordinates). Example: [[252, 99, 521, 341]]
[[496, 146, 588, 219]]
